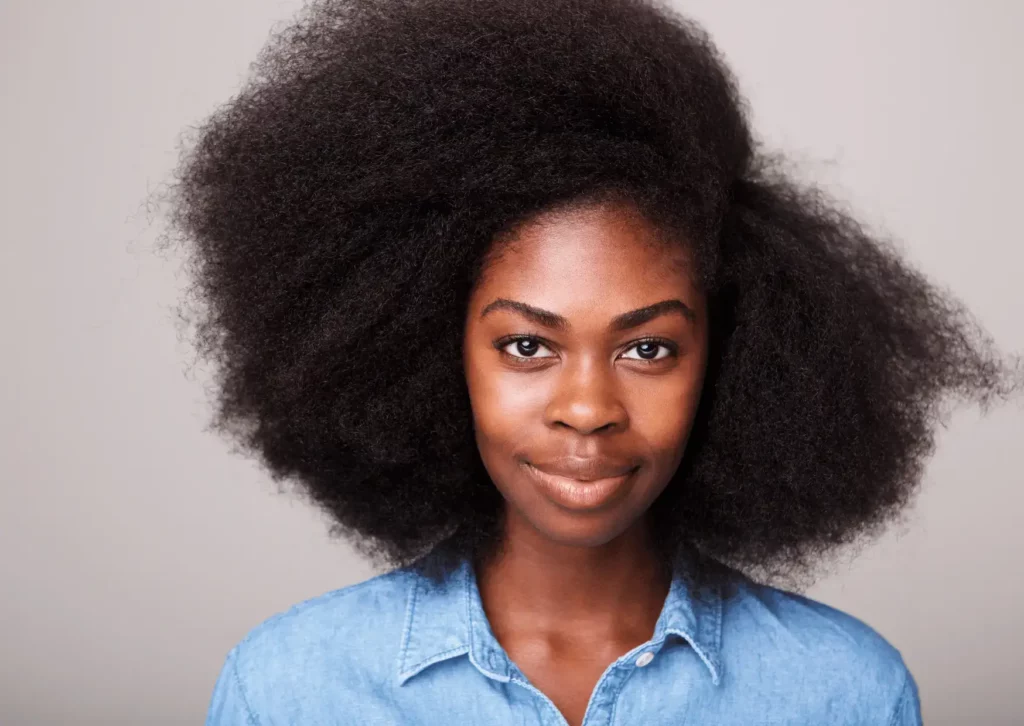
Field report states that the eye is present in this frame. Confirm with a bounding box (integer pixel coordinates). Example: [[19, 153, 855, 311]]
[[620, 340, 675, 362], [499, 336, 557, 360]]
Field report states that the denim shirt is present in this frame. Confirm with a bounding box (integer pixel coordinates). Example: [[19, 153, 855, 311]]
[[205, 558, 922, 725]]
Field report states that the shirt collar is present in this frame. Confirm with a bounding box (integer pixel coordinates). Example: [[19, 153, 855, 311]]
[[395, 557, 722, 687]]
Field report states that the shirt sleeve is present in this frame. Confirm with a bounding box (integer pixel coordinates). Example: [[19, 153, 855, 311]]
[[205, 647, 260, 726], [888, 668, 923, 726]]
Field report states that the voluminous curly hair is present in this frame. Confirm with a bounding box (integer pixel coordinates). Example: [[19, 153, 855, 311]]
[[161, 0, 1021, 590]]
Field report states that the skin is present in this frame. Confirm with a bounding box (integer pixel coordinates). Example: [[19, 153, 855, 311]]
[[463, 200, 710, 726]]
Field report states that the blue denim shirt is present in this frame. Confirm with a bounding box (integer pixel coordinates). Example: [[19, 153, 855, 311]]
[[206, 558, 922, 725]]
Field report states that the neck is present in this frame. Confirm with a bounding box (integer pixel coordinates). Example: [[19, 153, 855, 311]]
[[474, 508, 671, 641]]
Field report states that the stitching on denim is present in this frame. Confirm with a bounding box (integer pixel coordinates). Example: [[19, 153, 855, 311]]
[[233, 575, 385, 654], [608, 661, 639, 724], [230, 649, 262, 726], [509, 675, 569, 725], [397, 570, 420, 676], [465, 562, 478, 663], [886, 668, 912, 726], [408, 645, 470, 671], [710, 581, 723, 685]]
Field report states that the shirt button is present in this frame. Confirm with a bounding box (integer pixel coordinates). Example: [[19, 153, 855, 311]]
[[635, 652, 654, 667]]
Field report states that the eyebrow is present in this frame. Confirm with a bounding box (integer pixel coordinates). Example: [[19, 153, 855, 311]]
[[479, 297, 696, 332]]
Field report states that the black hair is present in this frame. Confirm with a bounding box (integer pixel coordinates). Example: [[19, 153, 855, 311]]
[[159, 0, 1021, 591]]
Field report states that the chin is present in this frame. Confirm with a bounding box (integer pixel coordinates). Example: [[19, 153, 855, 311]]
[[520, 504, 641, 548]]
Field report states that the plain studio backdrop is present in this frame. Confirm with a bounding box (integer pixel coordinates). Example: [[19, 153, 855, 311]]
[[1, 1, 1022, 724]]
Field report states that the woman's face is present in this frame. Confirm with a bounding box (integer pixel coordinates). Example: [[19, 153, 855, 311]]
[[463, 201, 709, 548]]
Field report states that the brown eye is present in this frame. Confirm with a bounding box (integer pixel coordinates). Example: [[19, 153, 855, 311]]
[[500, 337, 556, 359], [620, 340, 675, 361]]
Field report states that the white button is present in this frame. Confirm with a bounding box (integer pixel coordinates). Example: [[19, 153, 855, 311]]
[[635, 652, 654, 667]]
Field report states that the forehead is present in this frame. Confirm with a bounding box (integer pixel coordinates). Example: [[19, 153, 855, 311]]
[[472, 203, 701, 315]]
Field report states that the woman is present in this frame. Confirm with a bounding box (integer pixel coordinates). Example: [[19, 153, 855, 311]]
[[163, 0, 1019, 723]]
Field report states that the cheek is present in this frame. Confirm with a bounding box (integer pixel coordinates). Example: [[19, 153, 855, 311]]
[[464, 343, 545, 445], [625, 378, 703, 456], [469, 368, 547, 443]]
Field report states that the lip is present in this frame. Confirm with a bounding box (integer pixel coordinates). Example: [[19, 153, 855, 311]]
[[523, 459, 638, 511]]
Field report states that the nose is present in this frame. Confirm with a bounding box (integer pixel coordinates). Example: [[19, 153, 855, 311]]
[[544, 359, 628, 435]]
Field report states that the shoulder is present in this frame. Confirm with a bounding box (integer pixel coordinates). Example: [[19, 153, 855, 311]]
[[234, 566, 412, 651], [722, 579, 907, 667], [225, 567, 414, 708], [718, 579, 920, 723]]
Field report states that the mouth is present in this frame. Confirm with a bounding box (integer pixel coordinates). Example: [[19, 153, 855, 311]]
[[522, 460, 638, 511]]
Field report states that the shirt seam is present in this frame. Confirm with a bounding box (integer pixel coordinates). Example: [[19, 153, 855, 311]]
[[886, 668, 911, 726], [234, 576, 386, 655], [608, 661, 640, 723], [397, 569, 420, 677], [230, 649, 263, 726]]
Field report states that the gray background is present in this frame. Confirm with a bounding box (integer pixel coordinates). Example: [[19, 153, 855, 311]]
[[1, 1, 1021, 723]]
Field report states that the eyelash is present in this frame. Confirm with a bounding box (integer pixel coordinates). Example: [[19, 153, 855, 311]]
[[494, 333, 679, 365]]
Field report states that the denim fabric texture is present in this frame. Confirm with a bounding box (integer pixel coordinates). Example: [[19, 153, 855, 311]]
[[206, 557, 922, 725]]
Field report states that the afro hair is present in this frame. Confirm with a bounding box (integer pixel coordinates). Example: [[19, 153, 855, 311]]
[[160, 0, 1021, 590]]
